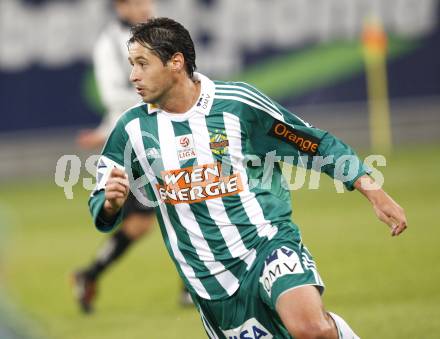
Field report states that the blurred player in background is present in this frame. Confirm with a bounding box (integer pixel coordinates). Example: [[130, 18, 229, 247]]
[[90, 18, 408, 337], [74, 0, 192, 314]]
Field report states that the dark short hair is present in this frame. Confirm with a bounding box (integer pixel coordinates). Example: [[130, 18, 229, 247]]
[[128, 17, 196, 77]]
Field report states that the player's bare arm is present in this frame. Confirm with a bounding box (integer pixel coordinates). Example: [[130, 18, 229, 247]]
[[354, 174, 408, 236], [102, 168, 130, 219]]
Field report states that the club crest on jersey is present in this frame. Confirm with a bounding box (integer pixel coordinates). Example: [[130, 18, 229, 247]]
[[175, 133, 196, 161], [209, 129, 229, 156], [156, 163, 243, 205], [259, 246, 304, 297]]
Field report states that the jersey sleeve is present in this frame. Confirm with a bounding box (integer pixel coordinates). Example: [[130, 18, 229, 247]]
[[240, 83, 370, 191], [88, 117, 129, 232]]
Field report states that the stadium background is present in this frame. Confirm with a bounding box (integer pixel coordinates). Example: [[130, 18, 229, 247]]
[[0, 0, 439, 338]]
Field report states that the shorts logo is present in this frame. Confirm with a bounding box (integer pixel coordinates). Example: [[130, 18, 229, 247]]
[[209, 129, 229, 156], [176, 134, 196, 161], [157, 163, 243, 205], [259, 246, 304, 297], [268, 122, 320, 155], [222, 318, 273, 339]]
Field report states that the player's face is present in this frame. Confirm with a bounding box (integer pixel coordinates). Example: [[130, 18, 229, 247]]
[[128, 41, 174, 104], [115, 0, 153, 24]]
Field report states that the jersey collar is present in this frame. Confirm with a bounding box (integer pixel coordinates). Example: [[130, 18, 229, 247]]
[[146, 72, 215, 116], [192, 72, 215, 115]]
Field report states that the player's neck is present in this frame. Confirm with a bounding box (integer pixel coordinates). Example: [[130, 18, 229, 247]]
[[159, 76, 201, 114]]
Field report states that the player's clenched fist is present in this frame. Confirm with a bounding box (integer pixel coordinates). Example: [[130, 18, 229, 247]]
[[103, 168, 130, 215]]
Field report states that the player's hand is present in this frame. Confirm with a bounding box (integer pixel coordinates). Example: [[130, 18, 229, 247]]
[[76, 129, 106, 150], [103, 168, 130, 216], [370, 193, 407, 236], [355, 175, 408, 236]]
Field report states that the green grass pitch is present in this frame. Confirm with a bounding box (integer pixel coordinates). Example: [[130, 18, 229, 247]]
[[0, 145, 439, 338]]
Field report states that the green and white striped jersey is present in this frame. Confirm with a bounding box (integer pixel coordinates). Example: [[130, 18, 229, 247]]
[[89, 72, 368, 300]]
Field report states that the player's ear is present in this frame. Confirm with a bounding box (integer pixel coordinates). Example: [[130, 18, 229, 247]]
[[169, 52, 185, 72]]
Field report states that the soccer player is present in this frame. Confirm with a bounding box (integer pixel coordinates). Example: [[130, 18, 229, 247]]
[[74, 1, 191, 313], [89, 18, 408, 338]]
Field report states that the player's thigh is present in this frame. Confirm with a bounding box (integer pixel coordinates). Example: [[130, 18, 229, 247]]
[[276, 285, 336, 338], [194, 232, 328, 338], [194, 248, 304, 338]]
